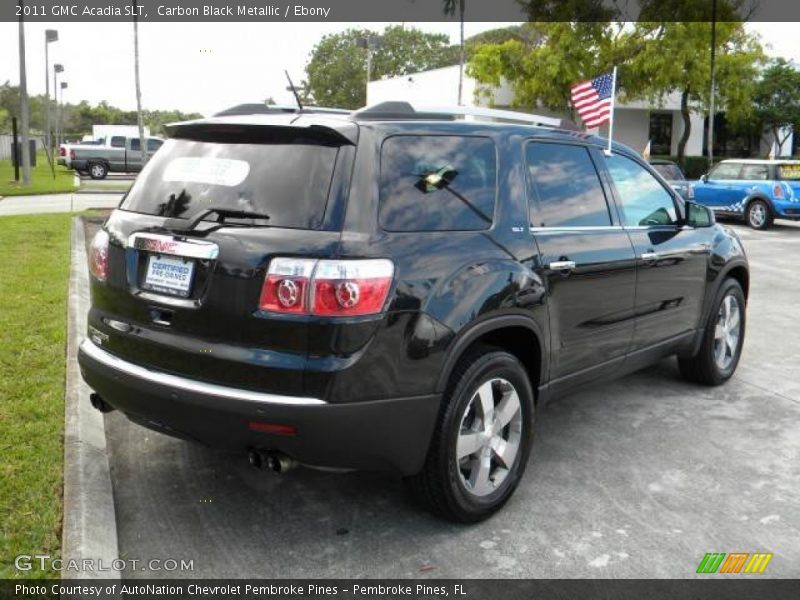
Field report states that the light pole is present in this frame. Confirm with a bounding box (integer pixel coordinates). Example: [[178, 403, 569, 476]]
[[18, 1, 31, 185], [59, 81, 68, 147], [52, 63, 63, 174], [357, 35, 381, 105], [44, 29, 58, 160]]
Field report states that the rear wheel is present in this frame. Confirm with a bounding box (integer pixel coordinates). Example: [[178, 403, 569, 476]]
[[407, 348, 534, 523], [679, 278, 746, 386], [746, 199, 772, 230], [89, 162, 108, 180]]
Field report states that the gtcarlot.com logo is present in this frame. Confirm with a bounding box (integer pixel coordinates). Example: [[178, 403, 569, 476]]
[[696, 552, 773, 574], [14, 554, 194, 572]]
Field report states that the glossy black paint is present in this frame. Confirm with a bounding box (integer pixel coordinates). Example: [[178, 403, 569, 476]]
[[79, 115, 748, 473]]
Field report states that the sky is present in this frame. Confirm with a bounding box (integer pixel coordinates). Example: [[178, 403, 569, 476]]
[[0, 21, 797, 117]]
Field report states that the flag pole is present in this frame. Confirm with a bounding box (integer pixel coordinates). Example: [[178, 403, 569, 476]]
[[605, 66, 618, 156]]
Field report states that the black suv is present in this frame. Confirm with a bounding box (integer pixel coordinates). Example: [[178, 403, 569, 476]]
[[78, 102, 749, 522]]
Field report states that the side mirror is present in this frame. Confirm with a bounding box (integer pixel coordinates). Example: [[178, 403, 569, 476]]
[[700, 174, 708, 183], [686, 201, 714, 228]]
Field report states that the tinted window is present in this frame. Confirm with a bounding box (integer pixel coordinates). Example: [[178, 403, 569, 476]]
[[379, 136, 496, 232], [110, 136, 126, 148], [526, 143, 610, 227], [129, 138, 141, 151], [121, 137, 339, 229], [651, 162, 685, 181], [739, 164, 769, 180], [147, 138, 163, 152], [606, 154, 678, 227], [709, 162, 741, 180]]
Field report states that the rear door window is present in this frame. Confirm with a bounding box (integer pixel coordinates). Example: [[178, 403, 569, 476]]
[[121, 137, 340, 229], [739, 164, 769, 180], [379, 135, 497, 232], [526, 142, 611, 227]]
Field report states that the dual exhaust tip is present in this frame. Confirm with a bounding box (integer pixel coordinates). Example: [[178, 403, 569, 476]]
[[90, 393, 297, 475], [248, 449, 298, 474]]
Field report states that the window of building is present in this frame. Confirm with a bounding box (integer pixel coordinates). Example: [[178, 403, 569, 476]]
[[648, 113, 673, 156], [526, 143, 611, 227], [379, 135, 497, 232], [606, 153, 678, 227]]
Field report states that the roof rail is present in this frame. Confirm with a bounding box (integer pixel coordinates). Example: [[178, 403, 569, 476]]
[[352, 102, 577, 129], [423, 106, 565, 128]]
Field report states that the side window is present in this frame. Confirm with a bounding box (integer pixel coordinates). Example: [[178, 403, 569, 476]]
[[379, 135, 496, 232], [606, 154, 678, 227], [129, 138, 141, 151], [526, 142, 611, 227], [147, 139, 163, 152], [708, 162, 741, 180], [110, 136, 126, 148], [739, 164, 769, 180]]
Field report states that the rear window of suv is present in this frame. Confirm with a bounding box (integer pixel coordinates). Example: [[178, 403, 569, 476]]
[[121, 137, 339, 229], [379, 135, 497, 232]]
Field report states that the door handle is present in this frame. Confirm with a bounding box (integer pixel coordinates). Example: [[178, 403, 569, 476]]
[[549, 260, 576, 271], [641, 252, 658, 262]]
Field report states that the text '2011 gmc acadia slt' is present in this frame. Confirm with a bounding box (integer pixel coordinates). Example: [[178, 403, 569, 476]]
[[78, 102, 749, 522]]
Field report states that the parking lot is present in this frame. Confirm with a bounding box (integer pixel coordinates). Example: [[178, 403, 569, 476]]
[[99, 220, 800, 579]]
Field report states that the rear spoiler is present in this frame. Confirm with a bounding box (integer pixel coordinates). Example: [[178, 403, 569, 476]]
[[164, 119, 358, 146]]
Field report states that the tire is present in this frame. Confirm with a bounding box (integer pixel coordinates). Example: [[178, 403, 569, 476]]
[[678, 278, 746, 386], [406, 348, 535, 523], [89, 162, 108, 180], [746, 199, 773, 230]]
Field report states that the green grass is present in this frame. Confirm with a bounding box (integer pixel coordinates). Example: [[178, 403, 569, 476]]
[[0, 213, 72, 578], [0, 152, 77, 197]]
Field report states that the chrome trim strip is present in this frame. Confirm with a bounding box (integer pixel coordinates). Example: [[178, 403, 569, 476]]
[[530, 225, 624, 232], [128, 232, 219, 260], [80, 339, 327, 406]]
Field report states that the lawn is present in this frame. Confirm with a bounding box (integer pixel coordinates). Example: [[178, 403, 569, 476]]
[[0, 151, 77, 197], [0, 213, 72, 578]]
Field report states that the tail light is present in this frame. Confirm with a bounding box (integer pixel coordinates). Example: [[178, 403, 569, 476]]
[[259, 258, 394, 317], [773, 184, 784, 199], [59, 146, 66, 157], [70, 149, 76, 160], [89, 230, 109, 281]]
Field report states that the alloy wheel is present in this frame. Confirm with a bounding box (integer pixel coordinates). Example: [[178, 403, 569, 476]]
[[713, 294, 742, 370], [456, 378, 523, 497], [749, 203, 766, 228]]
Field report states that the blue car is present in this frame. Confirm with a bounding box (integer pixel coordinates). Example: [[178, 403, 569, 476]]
[[693, 159, 800, 230]]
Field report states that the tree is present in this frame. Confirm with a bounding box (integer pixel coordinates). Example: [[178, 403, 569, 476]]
[[304, 26, 456, 109], [625, 20, 763, 163], [752, 58, 800, 156]]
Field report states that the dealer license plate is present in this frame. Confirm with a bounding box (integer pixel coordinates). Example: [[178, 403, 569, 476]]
[[143, 254, 195, 297]]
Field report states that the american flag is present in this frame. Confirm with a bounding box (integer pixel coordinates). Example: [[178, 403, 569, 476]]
[[571, 72, 615, 129]]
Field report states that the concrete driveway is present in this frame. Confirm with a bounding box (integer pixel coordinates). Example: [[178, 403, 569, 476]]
[[95, 220, 800, 579]]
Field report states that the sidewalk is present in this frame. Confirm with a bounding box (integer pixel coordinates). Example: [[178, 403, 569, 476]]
[[0, 192, 123, 216]]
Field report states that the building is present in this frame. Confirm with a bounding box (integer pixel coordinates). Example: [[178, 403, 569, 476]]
[[368, 65, 794, 159]]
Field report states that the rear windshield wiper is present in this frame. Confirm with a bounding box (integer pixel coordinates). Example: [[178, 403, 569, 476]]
[[166, 207, 272, 232]]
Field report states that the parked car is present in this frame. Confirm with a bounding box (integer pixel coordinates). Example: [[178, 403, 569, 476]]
[[692, 159, 800, 229], [70, 136, 165, 179], [78, 102, 749, 522], [649, 159, 694, 201]]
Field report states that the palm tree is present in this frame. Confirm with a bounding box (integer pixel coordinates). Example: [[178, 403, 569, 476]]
[[443, 0, 465, 105], [133, 0, 147, 166]]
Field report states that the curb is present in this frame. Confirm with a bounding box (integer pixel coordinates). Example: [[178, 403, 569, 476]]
[[62, 217, 121, 579]]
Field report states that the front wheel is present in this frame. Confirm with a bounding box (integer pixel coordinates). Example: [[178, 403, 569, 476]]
[[679, 278, 746, 386], [407, 349, 534, 523], [746, 199, 773, 230]]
